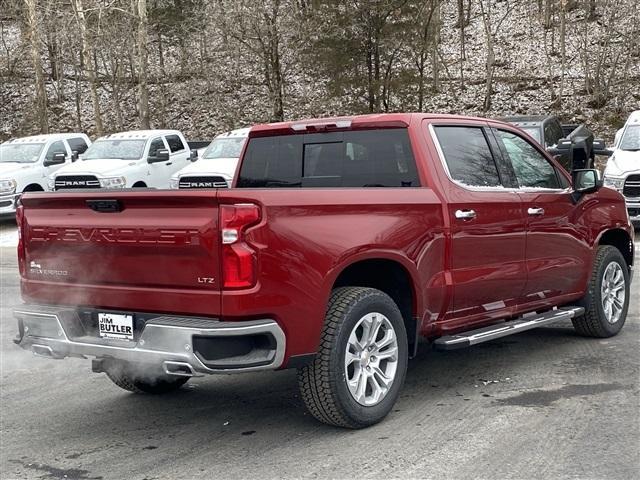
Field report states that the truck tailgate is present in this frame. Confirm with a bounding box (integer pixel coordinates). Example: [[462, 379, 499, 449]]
[[19, 190, 222, 316]]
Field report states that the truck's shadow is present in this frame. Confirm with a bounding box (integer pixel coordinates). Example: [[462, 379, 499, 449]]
[[69, 321, 631, 439]]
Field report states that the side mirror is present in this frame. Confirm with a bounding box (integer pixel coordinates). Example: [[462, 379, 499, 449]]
[[592, 138, 613, 157], [573, 169, 602, 194], [190, 149, 198, 162], [148, 149, 170, 163], [547, 138, 573, 156], [43, 152, 66, 167], [71, 150, 79, 162]]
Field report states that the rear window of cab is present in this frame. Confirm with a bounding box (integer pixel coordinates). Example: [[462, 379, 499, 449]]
[[237, 129, 420, 188]]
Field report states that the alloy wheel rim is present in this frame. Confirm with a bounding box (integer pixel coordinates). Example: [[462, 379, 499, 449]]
[[344, 312, 399, 406], [601, 262, 625, 324]]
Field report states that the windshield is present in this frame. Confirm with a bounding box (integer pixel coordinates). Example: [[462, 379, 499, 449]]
[[520, 126, 541, 143], [620, 125, 640, 151], [83, 139, 146, 160], [0, 143, 45, 163], [203, 137, 246, 160]]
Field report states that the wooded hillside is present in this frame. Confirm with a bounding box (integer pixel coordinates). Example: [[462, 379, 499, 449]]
[[1, 0, 638, 141]]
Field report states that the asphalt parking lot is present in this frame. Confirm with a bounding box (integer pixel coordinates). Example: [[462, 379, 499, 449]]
[[1, 219, 638, 480]]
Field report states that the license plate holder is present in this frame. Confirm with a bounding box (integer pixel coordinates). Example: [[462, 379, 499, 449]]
[[98, 312, 134, 341]]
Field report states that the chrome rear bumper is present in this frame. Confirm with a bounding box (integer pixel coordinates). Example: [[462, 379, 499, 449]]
[[14, 305, 286, 376]]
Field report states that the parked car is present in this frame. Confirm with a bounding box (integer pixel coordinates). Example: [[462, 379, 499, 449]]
[[502, 115, 605, 172], [14, 114, 633, 429], [169, 128, 249, 189], [48, 130, 193, 190], [602, 110, 640, 224], [0, 133, 90, 217]]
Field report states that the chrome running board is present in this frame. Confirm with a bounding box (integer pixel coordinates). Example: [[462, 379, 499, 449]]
[[433, 306, 584, 350]]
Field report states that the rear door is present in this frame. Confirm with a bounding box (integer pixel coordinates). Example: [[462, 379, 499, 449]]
[[20, 190, 222, 316], [492, 127, 590, 308], [429, 123, 527, 327]]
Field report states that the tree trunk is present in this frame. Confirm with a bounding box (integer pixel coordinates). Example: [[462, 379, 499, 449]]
[[137, 0, 150, 129], [24, 0, 48, 133], [72, 0, 104, 136], [559, 0, 566, 108]]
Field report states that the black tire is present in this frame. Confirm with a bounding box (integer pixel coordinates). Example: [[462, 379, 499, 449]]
[[104, 360, 189, 394], [572, 245, 630, 338], [298, 287, 408, 428]]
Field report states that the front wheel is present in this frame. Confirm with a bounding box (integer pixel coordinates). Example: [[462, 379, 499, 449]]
[[298, 287, 408, 428], [104, 360, 189, 394], [572, 245, 630, 338]]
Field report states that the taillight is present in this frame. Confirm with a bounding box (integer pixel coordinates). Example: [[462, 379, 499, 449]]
[[15, 204, 25, 276], [220, 204, 260, 289]]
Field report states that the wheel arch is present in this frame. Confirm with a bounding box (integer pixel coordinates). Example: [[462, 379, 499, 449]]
[[22, 183, 44, 192], [597, 228, 634, 268], [132, 181, 147, 188], [327, 253, 421, 357]]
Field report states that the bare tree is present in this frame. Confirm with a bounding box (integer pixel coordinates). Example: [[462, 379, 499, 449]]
[[136, 0, 150, 129], [71, 0, 104, 135], [479, 0, 513, 112], [24, 0, 48, 133]]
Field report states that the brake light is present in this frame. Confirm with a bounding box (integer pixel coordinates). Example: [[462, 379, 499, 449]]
[[16, 204, 25, 276], [220, 204, 260, 289]]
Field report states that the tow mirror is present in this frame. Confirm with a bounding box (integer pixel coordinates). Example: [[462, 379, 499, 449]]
[[592, 138, 613, 157], [190, 149, 198, 162], [71, 150, 79, 162], [43, 152, 66, 167], [573, 169, 601, 195], [547, 138, 573, 155], [148, 149, 170, 163]]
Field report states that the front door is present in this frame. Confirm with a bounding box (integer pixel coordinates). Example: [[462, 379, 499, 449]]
[[430, 124, 527, 329], [492, 128, 591, 308]]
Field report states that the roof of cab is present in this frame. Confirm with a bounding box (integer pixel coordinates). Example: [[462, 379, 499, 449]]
[[215, 127, 250, 139], [100, 130, 183, 141], [626, 110, 640, 124], [4, 133, 88, 144], [249, 113, 517, 137]]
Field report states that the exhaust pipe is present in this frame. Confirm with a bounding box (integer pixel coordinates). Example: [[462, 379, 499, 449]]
[[163, 361, 199, 377], [32, 344, 55, 358]]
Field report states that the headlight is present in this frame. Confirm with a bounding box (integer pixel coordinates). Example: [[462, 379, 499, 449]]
[[47, 176, 56, 191], [99, 176, 127, 189], [0, 179, 17, 195], [603, 176, 625, 191], [169, 177, 179, 189]]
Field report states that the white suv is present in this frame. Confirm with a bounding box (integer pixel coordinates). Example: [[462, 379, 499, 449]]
[[169, 128, 249, 189], [50, 130, 192, 190], [0, 133, 91, 217], [603, 110, 640, 223]]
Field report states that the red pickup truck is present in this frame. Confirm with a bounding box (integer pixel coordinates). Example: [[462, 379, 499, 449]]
[[13, 113, 634, 428]]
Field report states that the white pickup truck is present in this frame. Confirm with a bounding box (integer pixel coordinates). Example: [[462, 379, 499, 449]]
[[49, 130, 193, 190], [169, 128, 249, 189], [0, 133, 91, 217], [603, 110, 640, 224]]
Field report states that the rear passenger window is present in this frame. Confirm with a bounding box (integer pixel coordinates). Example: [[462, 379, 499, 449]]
[[67, 137, 88, 154], [237, 129, 419, 188], [495, 130, 560, 189], [165, 134, 185, 153], [434, 126, 502, 187]]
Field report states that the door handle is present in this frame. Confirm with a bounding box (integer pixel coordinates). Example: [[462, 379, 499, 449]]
[[527, 207, 545, 216], [455, 209, 476, 220], [165, 162, 173, 166]]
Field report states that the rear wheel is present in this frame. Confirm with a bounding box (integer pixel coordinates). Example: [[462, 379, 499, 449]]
[[572, 246, 630, 338], [298, 287, 408, 428], [104, 360, 189, 394]]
